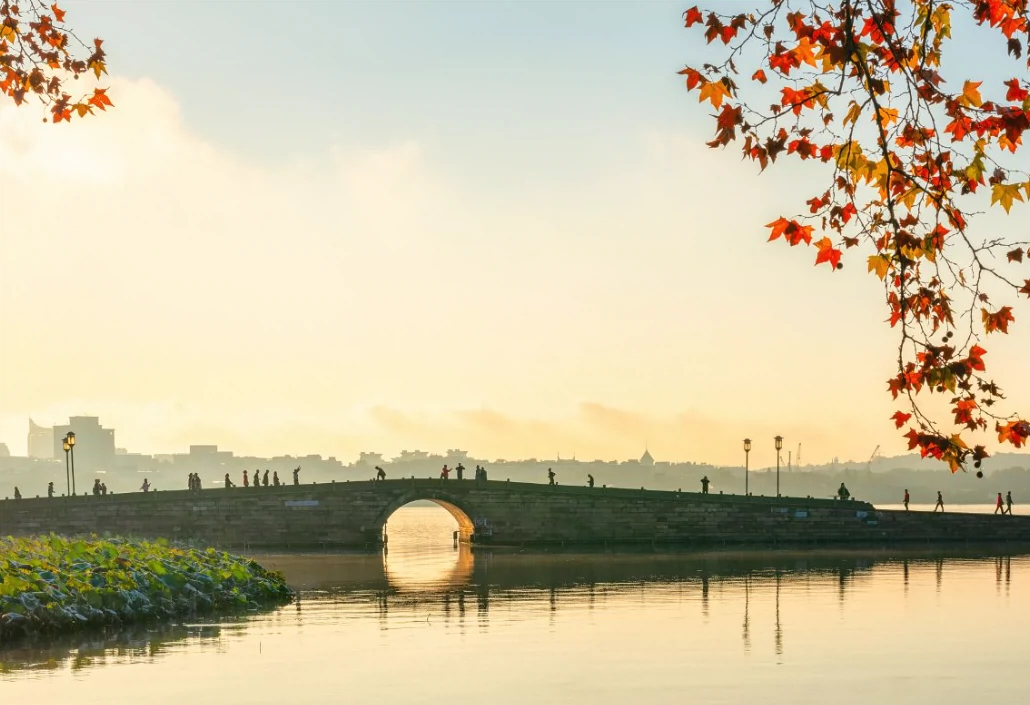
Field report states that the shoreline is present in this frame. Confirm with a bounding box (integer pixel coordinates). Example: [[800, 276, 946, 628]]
[[0, 535, 292, 647]]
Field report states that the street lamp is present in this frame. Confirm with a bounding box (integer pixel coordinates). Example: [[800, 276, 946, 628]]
[[774, 435, 783, 497], [743, 438, 752, 497], [67, 432, 77, 496], [63, 439, 72, 496]]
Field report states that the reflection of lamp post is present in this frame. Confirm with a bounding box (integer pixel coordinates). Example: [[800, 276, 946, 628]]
[[774, 435, 783, 497], [67, 432, 77, 496], [743, 438, 752, 497], [63, 439, 71, 496]]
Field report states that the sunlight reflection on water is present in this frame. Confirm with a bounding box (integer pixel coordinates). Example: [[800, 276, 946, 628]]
[[2, 504, 1029, 705]]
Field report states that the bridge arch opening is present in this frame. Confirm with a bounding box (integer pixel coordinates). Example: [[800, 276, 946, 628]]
[[379, 498, 475, 591]]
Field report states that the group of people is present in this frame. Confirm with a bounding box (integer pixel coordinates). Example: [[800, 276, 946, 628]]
[[187, 473, 203, 492], [92, 479, 109, 496], [225, 466, 301, 489], [438, 463, 490, 481]]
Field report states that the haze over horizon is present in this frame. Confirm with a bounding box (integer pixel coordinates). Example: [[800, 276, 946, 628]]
[[2, 1, 1028, 467]]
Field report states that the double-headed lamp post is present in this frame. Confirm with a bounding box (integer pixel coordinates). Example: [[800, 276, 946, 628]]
[[63, 438, 72, 496], [743, 438, 752, 497], [774, 435, 783, 497], [67, 432, 77, 496]]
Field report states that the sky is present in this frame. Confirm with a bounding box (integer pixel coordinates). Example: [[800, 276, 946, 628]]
[[0, 1, 1027, 467]]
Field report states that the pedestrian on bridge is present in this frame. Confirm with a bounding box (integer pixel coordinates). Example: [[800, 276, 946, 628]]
[[48, 481, 54, 498], [376, 466, 387, 482], [441, 465, 451, 480], [587, 474, 594, 488], [456, 463, 465, 480], [701, 476, 710, 494], [934, 491, 944, 512], [293, 467, 301, 485], [101, 483, 107, 496], [13, 486, 22, 500], [243, 470, 249, 488], [1006, 491, 1014, 515], [903, 489, 910, 510], [225, 473, 235, 488], [140, 478, 151, 493], [995, 493, 1005, 515], [548, 468, 556, 486], [273, 471, 280, 487], [263, 470, 270, 487]]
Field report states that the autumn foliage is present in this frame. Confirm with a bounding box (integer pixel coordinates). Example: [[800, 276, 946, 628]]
[[1, 1, 111, 121], [682, 0, 1030, 471]]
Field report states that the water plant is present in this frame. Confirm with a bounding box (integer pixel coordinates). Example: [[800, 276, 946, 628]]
[[0, 535, 293, 644]]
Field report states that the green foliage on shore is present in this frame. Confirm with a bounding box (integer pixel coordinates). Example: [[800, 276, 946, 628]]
[[0, 535, 292, 644]]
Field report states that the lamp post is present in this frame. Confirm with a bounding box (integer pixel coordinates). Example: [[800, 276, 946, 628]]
[[63, 439, 72, 496], [774, 435, 783, 497], [743, 438, 751, 497], [67, 431, 77, 496]]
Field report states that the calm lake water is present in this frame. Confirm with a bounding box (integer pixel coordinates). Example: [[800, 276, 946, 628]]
[[2, 505, 1029, 703]]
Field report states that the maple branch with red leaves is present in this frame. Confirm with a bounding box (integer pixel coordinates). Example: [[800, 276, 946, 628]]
[[681, 0, 1030, 471], [1, 0, 113, 122]]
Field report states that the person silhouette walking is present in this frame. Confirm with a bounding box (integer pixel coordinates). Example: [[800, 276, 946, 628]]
[[934, 491, 944, 512]]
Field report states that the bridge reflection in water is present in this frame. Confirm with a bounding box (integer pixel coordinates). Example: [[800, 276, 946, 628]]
[[1, 528, 1022, 676]]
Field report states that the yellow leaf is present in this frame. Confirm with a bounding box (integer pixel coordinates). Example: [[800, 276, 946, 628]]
[[698, 80, 730, 109], [875, 106, 899, 128], [960, 80, 983, 108], [0, 25, 16, 42], [868, 254, 890, 279], [74, 103, 91, 117], [843, 101, 862, 126], [991, 183, 1026, 213], [794, 37, 817, 67], [89, 60, 107, 79]]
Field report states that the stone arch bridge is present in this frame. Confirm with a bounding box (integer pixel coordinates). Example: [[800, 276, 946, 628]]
[[2, 479, 1028, 549]]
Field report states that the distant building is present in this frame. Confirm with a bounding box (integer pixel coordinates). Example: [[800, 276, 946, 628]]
[[28, 419, 54, 459], [357, 452, 384, 466], [446, 449, 469, 461], [52, 416, 116, 473], [640, 449, 655, 466]]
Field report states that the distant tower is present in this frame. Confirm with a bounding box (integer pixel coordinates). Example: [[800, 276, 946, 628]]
[[640, 448, 655, 466]]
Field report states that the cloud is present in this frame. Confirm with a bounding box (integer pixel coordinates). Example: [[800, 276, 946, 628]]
[[1, 75, 1027, 467]]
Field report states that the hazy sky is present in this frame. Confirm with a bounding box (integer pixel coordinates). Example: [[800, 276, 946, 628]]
[[1, 1, 1027, 466]]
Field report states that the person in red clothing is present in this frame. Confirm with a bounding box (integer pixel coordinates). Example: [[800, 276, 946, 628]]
[[243, 470, 249, 488], [440, 465, 450, 480], [995, 492, 1005, 515], [903, 489, 910, 511]]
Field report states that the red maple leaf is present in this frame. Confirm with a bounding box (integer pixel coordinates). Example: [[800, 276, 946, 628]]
[[814, 237, 842, 268], [891, 411, 912, 428], [684, 6, 704, 27], [1005, 78, 1029, 102]]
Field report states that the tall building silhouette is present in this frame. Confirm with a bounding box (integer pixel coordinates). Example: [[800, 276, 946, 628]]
[[51, 416, 116, 473], [27, 419, 54, 459]]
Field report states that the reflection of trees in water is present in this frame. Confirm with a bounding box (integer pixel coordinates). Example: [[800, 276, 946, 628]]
[[3, 546, 1023, 675], [0, 622, 227, 675]]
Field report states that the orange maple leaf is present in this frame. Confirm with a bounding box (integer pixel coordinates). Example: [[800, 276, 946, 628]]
[[751, 69, 767, 84], [698, 79, 731, 108], [982, 306, 1015, 334], [814, 237, 842, 268], [87, 87, 113, 110], [766, 217, 813, 246], [51, 3, 66, 23]]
